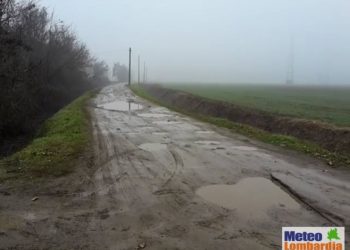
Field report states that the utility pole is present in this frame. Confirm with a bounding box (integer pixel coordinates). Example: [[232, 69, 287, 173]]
[[128, 47, 132, 86], [143, 62, 146, 84], [145, 66, 148, 83], [138, 55, 140, 85]]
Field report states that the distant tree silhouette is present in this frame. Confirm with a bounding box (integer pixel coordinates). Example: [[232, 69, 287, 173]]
[[112, 63, 128, 82]]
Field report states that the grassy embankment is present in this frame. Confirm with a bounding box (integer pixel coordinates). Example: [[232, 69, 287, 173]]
[[131, 84, 350, 167], [0, 91, 95, 181], [167, 84, 350, 127]]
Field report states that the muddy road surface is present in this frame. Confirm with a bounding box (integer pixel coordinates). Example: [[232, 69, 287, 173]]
[[1, 83, 349, 249]]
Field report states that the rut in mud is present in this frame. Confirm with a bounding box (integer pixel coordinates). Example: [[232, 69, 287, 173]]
[[1, 83, 349, 250]]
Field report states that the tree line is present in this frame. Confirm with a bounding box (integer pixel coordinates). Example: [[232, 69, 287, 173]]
[[0, 0, 109, 155]]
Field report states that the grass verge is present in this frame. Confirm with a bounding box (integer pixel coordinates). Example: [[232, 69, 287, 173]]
[[0, 91, 96, 181], [167, 83, 350, 127], [131, 84, 350, 168]]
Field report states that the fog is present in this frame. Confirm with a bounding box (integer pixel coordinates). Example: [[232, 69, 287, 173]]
[[41, 0, 350, 85]]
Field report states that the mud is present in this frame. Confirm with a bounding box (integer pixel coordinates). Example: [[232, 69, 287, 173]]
[[1, 83, 349, 250], [143, 84, 350, 156]]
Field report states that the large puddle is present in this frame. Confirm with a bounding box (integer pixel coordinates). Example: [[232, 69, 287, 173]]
[[231, 146, 258, 151], [138, 113, 172, 118], [153, 120, 181, 125], [196, 177, 300, 220], [151, 132, 169, 136], [99, 100, 143, 112], [195, 130, 214, 135], [139, 143, 167, 151], [194, 140, 220, 146]]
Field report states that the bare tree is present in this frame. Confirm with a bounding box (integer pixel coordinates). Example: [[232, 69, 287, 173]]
[[0, 0, 107, 155]]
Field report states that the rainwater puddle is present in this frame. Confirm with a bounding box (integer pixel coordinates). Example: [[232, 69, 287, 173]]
[[152, 132, 168, 136], [196, 177, 299, 220], [153, 120, 180, 125], [195, 131, 214, 134], [138, 126, 155, 130], [23, 212, 37, 221], [231, 146, 258, 151], [121, 132, 139, 135], [138, 113, 172, 118], [0, 214, 24, 229], [151, 107, 169, 112], [139, 143, 167, 151], [195, 140, 220, 146], [99, 101, 143, 111]]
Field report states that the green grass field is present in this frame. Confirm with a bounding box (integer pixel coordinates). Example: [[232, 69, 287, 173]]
[[166, 84, 350, 127]]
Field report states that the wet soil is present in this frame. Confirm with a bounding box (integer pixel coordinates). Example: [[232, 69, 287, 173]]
[[1, 83, 349, 249]]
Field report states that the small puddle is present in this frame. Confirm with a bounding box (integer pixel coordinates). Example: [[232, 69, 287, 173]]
[[138, 113, 172, 118], [153, 121, 180, 125], [139, 143, 167, 151], [195, 140, 220, 146], [0, 214, 25, 229], [139, 126, 155, 130], [23, 212, 37, 221], [99, 100, 143, 111], [151, 107, 169, 112], [231, 146, 258, 151], [152, 132, 168, 136], [195, 131, 214, 134], [196, 177, 299, 220]]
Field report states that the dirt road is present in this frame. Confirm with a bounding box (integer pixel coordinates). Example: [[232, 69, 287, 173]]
[[1, 83, 349, 249]]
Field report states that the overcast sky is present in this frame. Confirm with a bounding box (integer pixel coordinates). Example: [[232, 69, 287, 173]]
[[40, 0, 350, 85]]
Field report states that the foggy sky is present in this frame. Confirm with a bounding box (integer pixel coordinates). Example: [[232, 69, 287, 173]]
[[41, 0, 350, 85]]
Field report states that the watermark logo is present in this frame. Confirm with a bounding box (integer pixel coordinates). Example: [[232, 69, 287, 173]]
[[282, 227, 345, 250]]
